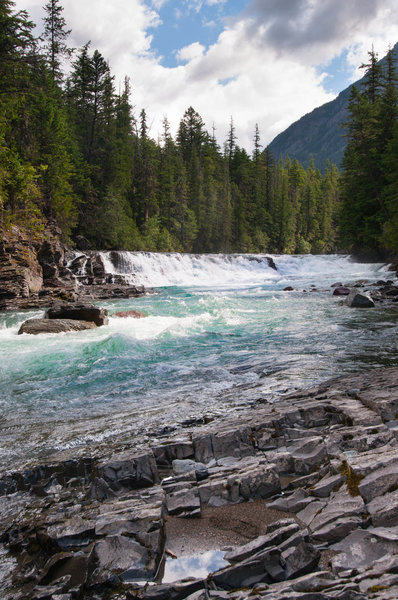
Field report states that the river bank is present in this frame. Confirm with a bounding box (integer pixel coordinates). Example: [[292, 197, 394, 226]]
[[1, 366, 398, 599]]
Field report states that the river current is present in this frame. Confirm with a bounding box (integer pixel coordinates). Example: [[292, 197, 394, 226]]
[[0, 253, 397, 471]]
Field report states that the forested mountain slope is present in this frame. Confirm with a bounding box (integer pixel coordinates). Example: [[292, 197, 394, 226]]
[[268, 42, 398, 169]]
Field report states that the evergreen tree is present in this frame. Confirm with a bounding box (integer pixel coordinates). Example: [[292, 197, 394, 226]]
[[42, 0, 72, 82]]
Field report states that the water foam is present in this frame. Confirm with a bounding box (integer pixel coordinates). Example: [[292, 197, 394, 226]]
[[99, 251, 391, 288], [100, 252, 279, 287]]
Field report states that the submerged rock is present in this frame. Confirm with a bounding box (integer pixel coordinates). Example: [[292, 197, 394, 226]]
[[113, 309, 147, 318]]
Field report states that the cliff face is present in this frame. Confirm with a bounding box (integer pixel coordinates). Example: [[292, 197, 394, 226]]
[[0, 224, 78, 310], [0, 226, 43, 307], [0, 225, 147, 310]]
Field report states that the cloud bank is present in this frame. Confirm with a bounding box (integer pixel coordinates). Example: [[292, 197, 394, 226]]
[[15, 0, 398, 151]]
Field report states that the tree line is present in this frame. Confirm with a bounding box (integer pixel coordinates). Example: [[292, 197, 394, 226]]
[[340, 46, 398, 257], [4, 0, 396, 257]]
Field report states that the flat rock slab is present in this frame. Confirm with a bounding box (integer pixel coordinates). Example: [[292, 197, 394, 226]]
[[267, 489, 314, 513], [367, 489, 398, 527], [224, 521, 300, 563], [358, 462, 398, 502], [331, 529, 398, 575], [18, 318, 97, 335], [45, 302, 109, 326]]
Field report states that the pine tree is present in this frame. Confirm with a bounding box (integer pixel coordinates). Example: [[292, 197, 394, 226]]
[[42, 0, 72, 82]]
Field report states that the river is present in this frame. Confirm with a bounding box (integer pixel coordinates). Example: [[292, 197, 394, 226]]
[[0, 253, 397, 472]]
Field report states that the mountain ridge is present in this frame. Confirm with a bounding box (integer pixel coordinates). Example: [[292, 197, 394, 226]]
[[268, 42, 398, 169]]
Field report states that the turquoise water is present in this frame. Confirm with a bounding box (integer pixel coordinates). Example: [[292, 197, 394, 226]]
[[0, 253, 397, 471]]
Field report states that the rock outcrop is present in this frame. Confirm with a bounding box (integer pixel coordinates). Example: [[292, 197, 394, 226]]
[[0, 225, 148, 310], [2, 367, 398, 598]]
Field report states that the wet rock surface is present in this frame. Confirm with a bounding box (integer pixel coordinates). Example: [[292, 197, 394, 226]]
[[0, 226, 149, 310], [17, 318, 98, 335], [1, 367, 398, 598]]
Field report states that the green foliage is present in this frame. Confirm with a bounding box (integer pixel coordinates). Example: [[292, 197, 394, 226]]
[[340, 46, 398, 255], [1, 0, 341, 254]]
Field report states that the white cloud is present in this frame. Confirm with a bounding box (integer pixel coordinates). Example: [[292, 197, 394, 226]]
[[176, 42, 206, 63], [14, 0, 398, 152]]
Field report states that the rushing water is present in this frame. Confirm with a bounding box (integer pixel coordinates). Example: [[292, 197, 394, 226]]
[[0, 253, 397, 471]]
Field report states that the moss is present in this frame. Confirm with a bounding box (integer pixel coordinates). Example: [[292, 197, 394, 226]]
[[339, 460, 363, 497], [367, 584, 390, 593]]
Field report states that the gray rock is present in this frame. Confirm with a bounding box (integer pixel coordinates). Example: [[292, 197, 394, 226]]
[[97, 451, 159, 491], [311, 474, 345, 498], [282, 540, 320, 579], [152, 441, 194, 468], [309, 487, 365, 532], [296, 500, 327, 527], [211, 547, 284, 589], [172, 459, 207, 477], [18, 318, 97, 335], [268, 489, 314, 513], [358, 463, 398, 502], [137, 579, 206, 600], [345, 290, 375, 308], [166, 488, 201, 517], [311, 515, 363, 543], [45, 303, 109, 326], [287, 437, 327, 475], [224, 522, 300, 563], [333, 286, 350, 296], [91, 535, 150, 584], [239, 461, 280, 500], [332, 529, 398, 575], [89, 477, 117, 501], [46, 517, 95, 550], [367, 489, 398, 527]]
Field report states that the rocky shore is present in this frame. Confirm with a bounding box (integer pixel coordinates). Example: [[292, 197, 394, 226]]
[[0, 226, 147, 311], [1, 367, 398, 599]]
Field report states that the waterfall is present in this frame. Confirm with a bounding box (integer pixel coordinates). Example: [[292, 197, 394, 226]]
[[68, 251, 390, 288]]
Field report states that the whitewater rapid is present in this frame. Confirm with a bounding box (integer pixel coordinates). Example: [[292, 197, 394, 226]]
[[0, 253, 396, 471], [98, 251, 389, 288]]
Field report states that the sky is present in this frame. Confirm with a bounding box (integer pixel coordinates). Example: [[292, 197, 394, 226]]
[[15, 0, 398, 151]]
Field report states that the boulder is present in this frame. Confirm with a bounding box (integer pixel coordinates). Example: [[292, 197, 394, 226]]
[[333, 286, 351, 296], [46, 517, 95, 551], [18, 318, 97, 335], [172, 459, 208, 478], [211, 547, 284, 589], [152, 440, 194, 469], [45, 303, 109, 326], [345, 290, 375, 308]]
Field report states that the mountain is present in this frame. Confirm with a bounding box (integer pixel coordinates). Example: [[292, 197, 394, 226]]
[[268, 42, 398, 169]]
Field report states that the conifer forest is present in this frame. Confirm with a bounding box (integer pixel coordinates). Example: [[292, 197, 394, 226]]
[[1, 0, 397, 257]]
